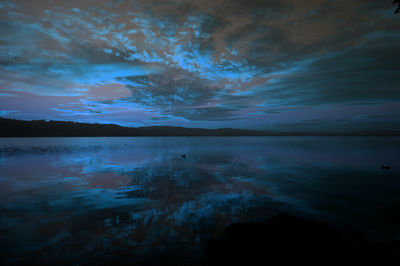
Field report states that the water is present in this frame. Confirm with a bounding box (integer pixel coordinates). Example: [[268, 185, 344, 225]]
[[0, 137, 399, 264]]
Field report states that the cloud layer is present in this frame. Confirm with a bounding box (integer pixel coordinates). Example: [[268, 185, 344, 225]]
[[0, 0, 399, 131]]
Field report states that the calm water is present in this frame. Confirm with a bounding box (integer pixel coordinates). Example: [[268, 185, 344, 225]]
[[1, 137, 400, 264]]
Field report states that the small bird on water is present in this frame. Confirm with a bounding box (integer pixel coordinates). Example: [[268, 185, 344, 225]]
[[181, 154, 186, 158], [381, 165, 391, 170]]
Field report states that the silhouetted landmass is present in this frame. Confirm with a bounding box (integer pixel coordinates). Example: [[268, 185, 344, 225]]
[[0, 118, 266, 137], [0, 118, 398, 137], [206, 214, 400, 264]]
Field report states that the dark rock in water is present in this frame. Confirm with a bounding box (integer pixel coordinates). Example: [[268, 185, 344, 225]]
[[206, 214, 400, 264], [382, 165, 391, 170], [181, 154, 186, 158]]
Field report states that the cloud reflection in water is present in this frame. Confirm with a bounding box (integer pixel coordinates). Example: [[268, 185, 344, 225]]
[[0, 136, 400, 264]]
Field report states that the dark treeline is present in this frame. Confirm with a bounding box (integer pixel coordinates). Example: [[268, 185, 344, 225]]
[[0, 118, 267, 137], [0, 118, 398, 137]]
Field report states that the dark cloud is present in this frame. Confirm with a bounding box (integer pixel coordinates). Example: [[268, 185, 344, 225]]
[[0, 0, 399, 131], [120, 69, 217, 108], [252, 34, 400, 106], [167, 106, 238, 121]]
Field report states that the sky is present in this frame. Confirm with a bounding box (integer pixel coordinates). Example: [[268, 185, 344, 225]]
[[0, 0, 399, 132]]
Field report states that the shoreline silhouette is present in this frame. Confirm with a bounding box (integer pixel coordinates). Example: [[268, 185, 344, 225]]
[[1, 118, 398, 137]]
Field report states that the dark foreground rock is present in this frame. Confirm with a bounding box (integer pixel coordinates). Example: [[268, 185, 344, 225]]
[[206, 214, 400, 264]]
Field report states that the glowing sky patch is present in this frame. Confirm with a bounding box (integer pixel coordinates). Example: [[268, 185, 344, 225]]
[[0, 0, 399, 131]]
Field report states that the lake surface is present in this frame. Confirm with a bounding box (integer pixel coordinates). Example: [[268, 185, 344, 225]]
[[1, 137, 399, 264]]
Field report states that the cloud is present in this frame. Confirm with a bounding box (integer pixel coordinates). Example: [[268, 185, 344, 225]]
[[0, 0, 399, 131], [0, 110, 18, 116], [249, 32, 400, 107], [119, 68, 217, 106]]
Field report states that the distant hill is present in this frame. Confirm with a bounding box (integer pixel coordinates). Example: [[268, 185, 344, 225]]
[[0, 118, 270, 137], [0, 118, 398, 137]]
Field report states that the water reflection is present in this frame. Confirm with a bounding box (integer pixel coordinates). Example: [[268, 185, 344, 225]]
[[0, 137, 399, 264]]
